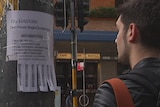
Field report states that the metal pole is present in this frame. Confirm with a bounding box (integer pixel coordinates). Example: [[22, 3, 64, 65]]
[[70, 0, 78, 107], [83, 48, 86, 107], [0, 0, 55, 107], [62, 0, 67, 33]]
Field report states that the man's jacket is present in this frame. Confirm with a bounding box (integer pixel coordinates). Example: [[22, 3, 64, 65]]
[[93, 58, 160, 107]]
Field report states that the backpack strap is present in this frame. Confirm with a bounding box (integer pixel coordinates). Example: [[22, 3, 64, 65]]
[[104, 78, 135, 107]]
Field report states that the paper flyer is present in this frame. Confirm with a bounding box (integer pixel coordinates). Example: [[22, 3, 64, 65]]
[[6, 10, 57, 92]]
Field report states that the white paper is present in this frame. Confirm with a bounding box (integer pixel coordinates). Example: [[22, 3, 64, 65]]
[[30, 64, 38, 92], [17, 64, 23, 91], [7, 10, 57, 92], [38, 64, 48, 91]]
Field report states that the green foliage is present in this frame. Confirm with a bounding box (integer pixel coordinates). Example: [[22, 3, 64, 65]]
[[88, 7, 117, 18]]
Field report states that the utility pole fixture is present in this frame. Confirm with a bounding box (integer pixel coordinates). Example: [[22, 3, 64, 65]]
[[54, 0, 89, 32], [70, 0, 78, 106], [77, 0, 89, 32], [54, 0, 69, 29], [54, 0, 89, 107]]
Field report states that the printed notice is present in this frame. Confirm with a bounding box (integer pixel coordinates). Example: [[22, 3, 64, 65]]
[[7, 10, 57, 92]]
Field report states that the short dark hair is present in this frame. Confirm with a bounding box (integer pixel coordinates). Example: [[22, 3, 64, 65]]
[[117, 0, 160, 49]]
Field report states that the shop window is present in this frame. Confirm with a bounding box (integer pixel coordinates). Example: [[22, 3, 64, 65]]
[[55, 61, 98, 107]]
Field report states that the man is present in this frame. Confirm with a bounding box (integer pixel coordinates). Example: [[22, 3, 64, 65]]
[[93, 0, 160, 107], [65, 83, 72, 107]]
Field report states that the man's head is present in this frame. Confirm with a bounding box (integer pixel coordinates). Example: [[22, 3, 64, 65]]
[[115, 0, 160, 65]]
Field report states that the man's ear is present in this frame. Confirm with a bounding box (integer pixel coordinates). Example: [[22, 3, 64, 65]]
[[127, 23, 139, 42]]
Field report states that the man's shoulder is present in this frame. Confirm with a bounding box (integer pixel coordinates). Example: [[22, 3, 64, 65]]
[[119, 67, 159, 97]]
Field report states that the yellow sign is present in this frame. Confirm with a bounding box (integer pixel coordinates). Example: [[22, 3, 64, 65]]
[[77, 53, 85, 59], [0, 0, 19, 27], [56, 53, 100, 60], [86, 53, 100, 59], [10, 0, 19, 10], [56, 53, 71, 59], [0, 0, 6, 27]]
